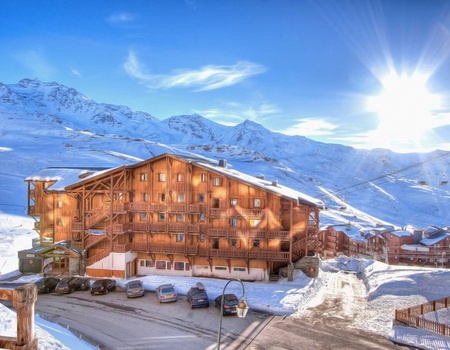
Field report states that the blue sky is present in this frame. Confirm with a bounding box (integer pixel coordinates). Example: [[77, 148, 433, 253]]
[[1, 0, 450, 153]]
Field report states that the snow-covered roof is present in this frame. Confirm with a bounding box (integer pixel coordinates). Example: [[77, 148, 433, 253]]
[[24, 167, 111, 191], [195, 160, 324, 208], [389, 230, 412, 238], [421, 231, 450, 246]]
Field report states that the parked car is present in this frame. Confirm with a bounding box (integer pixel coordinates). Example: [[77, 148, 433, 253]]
[[155, 283, 177, 303], [214, 293, 239, 315], [90, 279, 116, 295], [55, 277, 90, 295], [187, 282, 209, 308], [125, 280, 145, 298], [34, 277, 60, 294]]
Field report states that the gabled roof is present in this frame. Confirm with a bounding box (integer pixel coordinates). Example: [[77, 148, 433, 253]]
[[27, 153, 324, 208], [421, 231, 450, 246], [388, 230, 412, 238], [25, 166, 111, 191]]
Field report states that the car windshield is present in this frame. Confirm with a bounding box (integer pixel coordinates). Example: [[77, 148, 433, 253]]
[[35, 280, 44, 287], [128, 283, 141, 289], [161, 287, 174, 293], [224, 299, 238, 305], [194, 292, 207, 299]]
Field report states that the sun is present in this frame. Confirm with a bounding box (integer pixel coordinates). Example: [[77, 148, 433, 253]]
[[367, 72, 441, 146]]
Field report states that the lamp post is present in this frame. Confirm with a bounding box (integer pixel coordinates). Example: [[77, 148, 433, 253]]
[[216, 278, 249, 350]]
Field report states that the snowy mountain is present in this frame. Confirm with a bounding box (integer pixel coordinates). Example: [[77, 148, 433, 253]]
[[0, 78, 449, 228]]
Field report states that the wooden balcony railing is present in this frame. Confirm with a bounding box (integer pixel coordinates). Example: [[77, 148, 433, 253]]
[[72, 221, 83, 231], [112, 243, 133, 253], [149, 223, 166, 232], [149, 203, 165, 212], [131, 243, 197, 255], [169, 203, 187, 212], [125, 202, 147, 212], [168, 223, 185, 232], [205, 228, 291, 240], [198, 248, 290, 262], [123, 222, 147, 231], [188, 224, 200, 234], [208, 208, 227, 218], [189, 204, 205, 213]]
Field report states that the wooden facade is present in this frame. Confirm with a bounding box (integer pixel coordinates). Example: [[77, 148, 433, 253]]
[[25, 154, 323, 281]]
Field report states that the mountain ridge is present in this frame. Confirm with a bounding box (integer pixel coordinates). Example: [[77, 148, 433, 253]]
[[0, 78, 449, 228]]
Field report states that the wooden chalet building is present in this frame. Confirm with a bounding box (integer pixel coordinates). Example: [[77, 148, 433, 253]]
[[25, 153, 324, 281]]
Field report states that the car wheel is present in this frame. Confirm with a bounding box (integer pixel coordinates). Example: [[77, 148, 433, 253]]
[[70, 288, 74, 294], [90, 292, 94, 295], [104, 289, 109, 295]]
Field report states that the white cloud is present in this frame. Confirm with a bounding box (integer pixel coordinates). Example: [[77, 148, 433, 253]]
[[281, 118, 338, 136], [71, 68, 81, 77], [106, 12, 135, 24], [15, 49, 54, 80], [123, 51, 266, 91]]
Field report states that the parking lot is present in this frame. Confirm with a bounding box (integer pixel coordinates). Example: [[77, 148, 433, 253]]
[[34, 288, 272, 350]]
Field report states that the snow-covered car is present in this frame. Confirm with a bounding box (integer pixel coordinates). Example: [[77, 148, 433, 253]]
[[125, 280, 145, 298], [90, 279, 116, 295], [187, 283, 209, 308], [155, 283, 177, 303], [55, 277, 90, 294]]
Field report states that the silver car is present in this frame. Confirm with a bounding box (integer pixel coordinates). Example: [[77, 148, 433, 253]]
[[155, 283, 177, 303], [125, 280, 145, 298]]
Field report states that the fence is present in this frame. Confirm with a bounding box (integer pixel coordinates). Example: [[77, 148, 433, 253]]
[[395, 296, 450, 337], [0, 284, 38, 349]]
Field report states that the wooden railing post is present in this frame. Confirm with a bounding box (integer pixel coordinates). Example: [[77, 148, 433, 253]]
[[13, 284, 38, 349]]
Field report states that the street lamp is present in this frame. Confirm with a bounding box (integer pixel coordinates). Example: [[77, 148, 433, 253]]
[[216, 278, 249, 350]]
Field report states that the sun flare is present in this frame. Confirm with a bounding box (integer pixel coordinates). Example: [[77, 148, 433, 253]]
[[367, 72, 441, 145]]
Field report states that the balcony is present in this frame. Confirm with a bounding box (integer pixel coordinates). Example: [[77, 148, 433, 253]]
[[72, 221, 83, 231], [149, 223, 166, 233], [198, 248, 290, 262], [208, 208, 227, 218], [150, 203, 166, 212], [168, 223, 186, 232], [124, 222, 147, 232], [131, 242, 197, 255], [227, 208, 266, 218], [205, 228, 291, 240], [169, 203, 187, 212], [189, 204, 205, 213], [125, 202, 147, 212]]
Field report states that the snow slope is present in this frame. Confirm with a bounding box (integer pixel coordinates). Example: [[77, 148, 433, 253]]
[[0, 78, 449, 228]]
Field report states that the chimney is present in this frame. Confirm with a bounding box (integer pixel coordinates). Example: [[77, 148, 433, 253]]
[[271, 179, 278, 186], [218, 159, 227, 168]]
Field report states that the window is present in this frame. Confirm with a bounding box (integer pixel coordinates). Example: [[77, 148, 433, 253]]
[[156, 261, 168, 270], [253, 239, 260, 248], [176, 234, 184, 242], [212, 239, 219, 249], [140, 213, 147, 221], [160, 193, 166, 202], [198, 193, 205, 202], [178, 193, 185, 202], [57, 218, 63, 226], [140, 173, 148, 181], [213, 198, 220, 208], [230, 239, 237, 247], [129, 192, 134, 202], [174, 262, 190, 271], [230, 198, 238, 207], [158, 173, 166, 182], [213, 177, 222, 186], [144, 260, 154, 268], [201, 173, 206, 182], [199, 233, 205, 242], [250, 219, 261, 228], [177, 173, 183, 182], [233, 267, 246, 272], [57, 200, 63, 209], [230, 217, 238, 227], [142, 193, 148, 202], [254, 198, 261, 208], [159, 213, 165, 221], [215, 266, 227, 271], [200, 213, 205, 222], [177, 214, 184, 222]]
